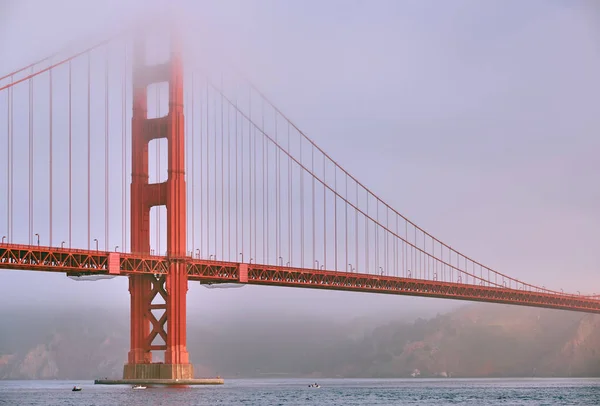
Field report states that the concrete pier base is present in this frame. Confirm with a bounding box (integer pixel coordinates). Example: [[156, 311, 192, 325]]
[[122, 363, 195, 380], [94, 378, 224, 386], [94, 363, 223, 386]]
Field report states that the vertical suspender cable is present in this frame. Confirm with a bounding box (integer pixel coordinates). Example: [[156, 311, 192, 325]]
[[252, 102, 257, 262], [404, 220, 407, 278], [323, 154, 326, 269], [312, 146, 315, 268], [105, 51, 109, 250], [260, 99, 270, 264], [395, 215, 399, 277], [300, 136, 304, 267], [374, 197, 380, 273], [227, 90, 231, 260], [345, 174, 347, 272], [68, 62, 72, 247], [355, 182, 358, 273], [6, 76, 11, 241], [365, 190, 368, 273], [248, 89, 251, 260], [122, 44, 127, 252], [236, 87, 240, 261], [191, 73, 195, 254], [253, 104, 257, 262], [87, 53, 91, 249], [276, 113, 281, 264], [215, 73, 225, 259], [206, 81, 210, 257], [387, 209, 391, 275], [49, 69, 53, 246], [333, 166, 336, 271], [214, 87, 217, 257], [9, 75, 13, 241], [29, 69, 34, 245], [288, 123, 292, 265], [199, 84, 203, 257], [235, 96, 238, 258]]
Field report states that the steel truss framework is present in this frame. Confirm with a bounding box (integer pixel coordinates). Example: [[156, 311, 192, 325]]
[[2, 242, 600, 314]]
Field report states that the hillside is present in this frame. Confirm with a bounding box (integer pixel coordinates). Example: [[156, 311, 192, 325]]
[[1, 304, 600, 379]]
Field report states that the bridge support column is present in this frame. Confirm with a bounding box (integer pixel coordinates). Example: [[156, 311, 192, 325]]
[[122, 28, 194, 382]]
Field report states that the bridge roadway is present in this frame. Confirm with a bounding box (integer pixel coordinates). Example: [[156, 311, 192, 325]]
[[2, 242, 599, 314]]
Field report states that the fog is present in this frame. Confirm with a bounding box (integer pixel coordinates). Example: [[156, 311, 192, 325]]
[[0, 0, 599, 324]]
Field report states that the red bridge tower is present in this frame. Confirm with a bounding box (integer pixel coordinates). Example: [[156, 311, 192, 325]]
[[124, 31, 192, 381]]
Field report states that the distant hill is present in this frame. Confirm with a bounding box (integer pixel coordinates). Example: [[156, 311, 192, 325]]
[[1, 303, 600, 379]]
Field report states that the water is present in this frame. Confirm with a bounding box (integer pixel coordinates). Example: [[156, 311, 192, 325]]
[[2, 378, 600, 405]]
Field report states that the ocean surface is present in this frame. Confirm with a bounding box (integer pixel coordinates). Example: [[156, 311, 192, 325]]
[[1, 378, 600, 405]]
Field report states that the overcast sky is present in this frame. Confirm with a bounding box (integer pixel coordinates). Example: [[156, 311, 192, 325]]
[[0, 0, 599, 322]]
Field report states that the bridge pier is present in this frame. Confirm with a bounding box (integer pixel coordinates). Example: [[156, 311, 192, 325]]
[[98, 28, 219, 386]]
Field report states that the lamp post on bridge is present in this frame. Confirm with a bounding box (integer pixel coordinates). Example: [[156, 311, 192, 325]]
[[61, 241, 65, 248], [93, 238, 98, 251], [1, 236, 5, 243], [35, 233, 39, 246]]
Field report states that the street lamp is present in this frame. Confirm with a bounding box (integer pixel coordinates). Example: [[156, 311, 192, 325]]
[[61, 241, 66, 248], [1, 236, 6, 243], [35, 233, 40, 246], [209, 254, 214, 260], [315, 260, 319, 269], [115, 245, 119, 252], [93, 238, 98, 251], [196, 249, 200, 258], [239, 253, 243, 262]]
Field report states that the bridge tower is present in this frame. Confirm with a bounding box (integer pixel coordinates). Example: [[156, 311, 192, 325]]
[[124, 29, 192, 380]]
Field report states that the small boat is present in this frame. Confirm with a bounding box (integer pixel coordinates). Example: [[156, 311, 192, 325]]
[[72, 386, 82, 392], [132, 385, 146, 390], [308, 383, 320, 388]]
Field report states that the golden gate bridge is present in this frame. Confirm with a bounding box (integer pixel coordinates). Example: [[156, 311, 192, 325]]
[[0, 24, 598, 384]]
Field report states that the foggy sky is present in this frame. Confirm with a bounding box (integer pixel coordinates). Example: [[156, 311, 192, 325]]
[[0, 0, 599, 321]]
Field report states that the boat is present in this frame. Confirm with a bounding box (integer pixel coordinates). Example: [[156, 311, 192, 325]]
[[132, 385, 146, 390], [308, 383, 320, 388], [72, 386, 82, 392]]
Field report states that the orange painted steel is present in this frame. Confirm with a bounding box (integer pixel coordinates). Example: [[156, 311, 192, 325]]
[[126, 28, 190, 378], [3, 243, 600, 315]]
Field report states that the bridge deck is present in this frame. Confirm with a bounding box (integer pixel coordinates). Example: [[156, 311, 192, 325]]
[[2, 243, 599, 315]]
